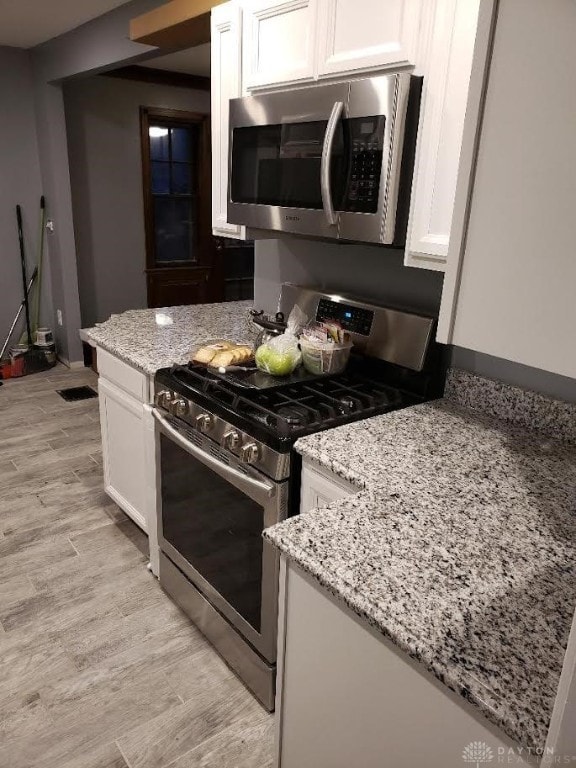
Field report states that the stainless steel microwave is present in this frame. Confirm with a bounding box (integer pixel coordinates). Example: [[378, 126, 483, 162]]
[[227, 73, 422, 246]]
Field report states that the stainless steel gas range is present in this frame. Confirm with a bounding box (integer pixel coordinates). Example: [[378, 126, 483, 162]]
[[152, 285, 445, 711]]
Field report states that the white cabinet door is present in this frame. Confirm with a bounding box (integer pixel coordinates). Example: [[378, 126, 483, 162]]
[[300, 460, 354, 514], [405, 0, 480, 270], [317, 0, 421, 77], [211, 2, 246, 239], [242, 0, 318, 90], [276, 562, 531, 768], [438, 0, 576, 379], [99, 377, 147, 532]]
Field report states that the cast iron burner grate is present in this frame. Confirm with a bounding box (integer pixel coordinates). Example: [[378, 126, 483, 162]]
[[56, 386, 98, 402], [168, 363, 407, 443]]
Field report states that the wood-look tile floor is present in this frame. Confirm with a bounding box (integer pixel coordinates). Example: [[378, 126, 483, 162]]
[[0, 365, 274, 768]]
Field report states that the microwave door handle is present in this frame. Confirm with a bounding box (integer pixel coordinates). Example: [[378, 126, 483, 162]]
[[152, 408, 275, 498], [321, 100, 344, 226]]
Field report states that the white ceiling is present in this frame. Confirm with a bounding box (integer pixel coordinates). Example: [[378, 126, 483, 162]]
[[139, 44, 211, 77], [0, 0, 135, 49]]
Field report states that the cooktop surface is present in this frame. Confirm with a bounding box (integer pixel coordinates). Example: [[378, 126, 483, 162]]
[[156, 360, 418, 450]]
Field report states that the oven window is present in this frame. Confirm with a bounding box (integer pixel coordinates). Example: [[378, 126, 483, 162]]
[[231, 120, 346, 209], [160, 434, 263, 632]]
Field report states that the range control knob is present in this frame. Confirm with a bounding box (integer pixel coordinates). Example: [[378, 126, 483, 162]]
[[222, 429, 240, 450], [195, 413, 213, 433], [171, 398, 189, 417], [155, 390, 173, 409], [240, 442, 261, 464]]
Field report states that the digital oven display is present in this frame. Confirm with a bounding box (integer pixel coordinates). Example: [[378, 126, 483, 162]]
[[316, 299, 374, 336]]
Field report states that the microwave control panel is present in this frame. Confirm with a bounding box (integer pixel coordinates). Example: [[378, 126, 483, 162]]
[[316, 298, 374, 336], [343, 116, 386, 214]]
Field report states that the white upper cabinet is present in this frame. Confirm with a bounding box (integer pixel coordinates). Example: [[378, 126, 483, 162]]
[[217, 0, 485, 274], [242, 0, 318, 90], [438, 0, 576, 379], [317, 0, 420, 77], [211, 2, 246, 238], [405, 0, 480, 270], [241, 0, 422, 90]]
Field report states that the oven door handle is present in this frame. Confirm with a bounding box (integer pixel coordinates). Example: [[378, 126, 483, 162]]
[[152, 409, 276, 498], [320, 100, 344, 227]]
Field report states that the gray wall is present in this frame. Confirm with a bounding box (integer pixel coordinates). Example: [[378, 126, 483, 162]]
[[32, 76, 83, 364], [32, 0, 161, 83], [254, 237, 576, 402], [28, 0, 166, 362], [0, 47, 52, 347], [64, 76, 210, 327], [254, 237, 444, 316]]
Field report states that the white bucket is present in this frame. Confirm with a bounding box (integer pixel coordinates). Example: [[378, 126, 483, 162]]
[[36, 327, 54, 346]]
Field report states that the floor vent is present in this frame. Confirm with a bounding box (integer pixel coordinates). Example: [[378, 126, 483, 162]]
[[56, 386, 98, 402]]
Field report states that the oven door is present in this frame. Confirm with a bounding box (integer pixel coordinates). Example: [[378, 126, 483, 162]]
[[153, 409, 286, 663], [228, 82, 349, 239]]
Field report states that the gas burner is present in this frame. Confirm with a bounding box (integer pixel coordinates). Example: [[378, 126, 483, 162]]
[[337, 396, 361, 414], [273, 405, 312, 428]]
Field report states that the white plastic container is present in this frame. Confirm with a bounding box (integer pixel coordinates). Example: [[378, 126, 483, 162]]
[[299, 338, 353, 375]]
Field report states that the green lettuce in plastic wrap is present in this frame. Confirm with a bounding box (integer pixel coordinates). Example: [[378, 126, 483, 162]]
[[254, 305, 307, 377]]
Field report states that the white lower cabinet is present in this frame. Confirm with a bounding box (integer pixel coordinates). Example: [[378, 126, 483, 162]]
[[98, 361, 149, 533], [275, 560, 531, 768], [300, 460, 355, 513], [277, 459, 531, 767]]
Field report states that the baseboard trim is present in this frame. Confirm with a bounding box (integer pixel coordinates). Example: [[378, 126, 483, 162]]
[[57, 356, 85, 369]]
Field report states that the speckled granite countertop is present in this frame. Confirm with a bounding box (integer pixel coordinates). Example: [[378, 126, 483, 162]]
[[84, 301, 253, 375], [264, 368, 576, 752]]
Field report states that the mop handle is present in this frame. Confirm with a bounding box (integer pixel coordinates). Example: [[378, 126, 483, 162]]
[[16, 205, 33, 347], [33, 195, 46, 334], [0, 268, 37, 360]]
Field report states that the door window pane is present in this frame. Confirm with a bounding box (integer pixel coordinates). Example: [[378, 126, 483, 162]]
[[171, 127, 192, 162], [171, 163, 192, 195], [145, 116, 200, 266], [154, 198, 194, 262], [149, 128, 169, 160], [151, 161, 170, 194]]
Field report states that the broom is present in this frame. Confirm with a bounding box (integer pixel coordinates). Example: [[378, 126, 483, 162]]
[[15, 204, 53, 376]]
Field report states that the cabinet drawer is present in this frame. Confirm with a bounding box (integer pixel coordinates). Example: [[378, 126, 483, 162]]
[[97, 348, 147, 402]]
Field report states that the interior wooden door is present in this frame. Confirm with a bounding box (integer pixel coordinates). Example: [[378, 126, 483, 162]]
[[146, 265, 213, 308], [141, 107, 223, 307]]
